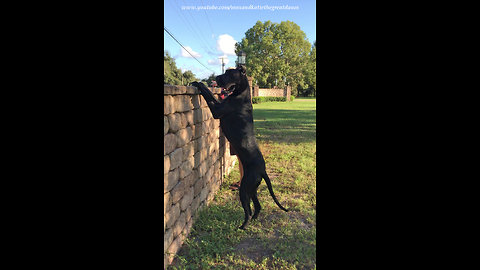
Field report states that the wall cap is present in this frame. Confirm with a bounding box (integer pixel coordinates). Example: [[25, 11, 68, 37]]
[[164, 85, 222, 95]]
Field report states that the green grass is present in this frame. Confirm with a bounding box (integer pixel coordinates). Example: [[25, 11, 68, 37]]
[[168, 98, 316, 270]]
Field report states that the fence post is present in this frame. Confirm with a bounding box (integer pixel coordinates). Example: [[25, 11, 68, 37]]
[[253, 85, 259, 97], [284, 86, 291, 101], [247, 76, 253, 103]]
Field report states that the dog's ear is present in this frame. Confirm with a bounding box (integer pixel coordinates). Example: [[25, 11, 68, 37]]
[[237, 65, 246, 75]]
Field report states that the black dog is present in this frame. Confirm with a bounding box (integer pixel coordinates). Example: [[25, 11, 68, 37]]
[[191, 66, 288, 230]]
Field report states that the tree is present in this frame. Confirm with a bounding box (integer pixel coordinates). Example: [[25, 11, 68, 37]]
[[164, 51, 182, 85], [299, 40, 316, 97], [182, 70, 197, 86], [204, 73, 217, 86], [164, 51, 198, 86], [235, 20, 313, 96]]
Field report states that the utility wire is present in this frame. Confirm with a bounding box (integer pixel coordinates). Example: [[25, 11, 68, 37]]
[[167, 0, 210, 53], [200, 0, 216, 38], [164, 26, 216, 73], [179, 0, 217, 54], [172, 0, 217, 54]]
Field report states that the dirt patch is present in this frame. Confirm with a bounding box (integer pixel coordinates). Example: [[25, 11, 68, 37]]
[[233, 237, 274, 264], [288, 211, 315, 230]]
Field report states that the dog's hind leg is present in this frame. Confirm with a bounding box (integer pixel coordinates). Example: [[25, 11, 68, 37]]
[[251, 190, 261, 220], [238, 186, 251, 230]]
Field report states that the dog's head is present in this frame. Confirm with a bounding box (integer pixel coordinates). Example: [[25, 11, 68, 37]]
[[215, 65, 247, 94]]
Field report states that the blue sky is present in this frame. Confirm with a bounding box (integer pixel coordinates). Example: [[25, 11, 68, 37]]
[[164, 0, 316, 80]]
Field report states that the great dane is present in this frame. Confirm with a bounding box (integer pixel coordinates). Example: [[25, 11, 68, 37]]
[[191, 66, 288, 230]]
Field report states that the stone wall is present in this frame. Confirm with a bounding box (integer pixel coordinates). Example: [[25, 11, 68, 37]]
[[164, 85, 237, 269], [257, 88, 285, 97], [255, 86, 291, 100]]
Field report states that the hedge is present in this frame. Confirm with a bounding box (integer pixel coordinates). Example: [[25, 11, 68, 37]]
[[252, 96, 295, 104]]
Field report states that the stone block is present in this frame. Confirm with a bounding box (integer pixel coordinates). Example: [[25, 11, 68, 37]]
[[202, 108, 211, 121], [205, 167, 214, 184], [185, 86, 199, 94], [199, 188, 208, 202], [164, 155, 170, 174], [182, 168, 196, 187], [191, 95, 202, 109], [193, 177, 204, 197], [191, 195, 200, 212], [169, 148, 183, 170], [197, 160, 207, 177], [164, 95, 175, 115], [164, 116, 169, 135], [182, 141, 194, 161], [164, 192, 171, 214], [170, 180, 186, 204], [185, 217, 193, 235], [164, 133, 177, 155], [173, 211, 187, 237], [193, 108, 203, 123], [208, 141, 216, 155], [193, 150, 202, 168], [179, 113, 188, 130], [176, 127, 192, 148], [201, 121, 210, 134], [167, 113, 183, 133], [165, 202, 180, 229], [167, 236, 182, 261], [164, 85, 186, 95], [180, 186, 194, 211], [174, 95, 193, 113], [180, 154, 194, 175], [200, 97, 208, 108], [195, 136, 206, 150], [184, 207, 192, 223], [164, 168, 179, 193], [192, 124, 202, 139], [164, 228, 173, 254], [184, 111, 194, 126]]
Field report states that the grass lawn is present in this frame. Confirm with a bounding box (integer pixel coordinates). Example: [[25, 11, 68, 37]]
[[168, 97, 317, 270]]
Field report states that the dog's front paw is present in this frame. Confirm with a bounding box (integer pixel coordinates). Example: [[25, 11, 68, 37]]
[[190, 81, 200, 87], [190, 81, 206, 90]]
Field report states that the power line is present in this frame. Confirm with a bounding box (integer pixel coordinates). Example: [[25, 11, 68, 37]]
[[200, 0, 216, 38], [167, 0, 210, 53], [179, 0, 215, 52], [172, 0, 217, 54], [164, 26, 216, 73]]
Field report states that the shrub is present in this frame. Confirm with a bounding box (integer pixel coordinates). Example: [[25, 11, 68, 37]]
[[290, 96, 295, 102], [252, 96, 287, 104]]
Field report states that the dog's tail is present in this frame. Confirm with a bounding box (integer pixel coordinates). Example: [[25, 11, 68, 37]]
[[262, 172, 288, 212]]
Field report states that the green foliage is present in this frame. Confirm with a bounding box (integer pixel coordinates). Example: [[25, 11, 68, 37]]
[[298, 41, 316, 97], [182, 70, 197, 86], [252, 96, 286, 104], [164, 51, 182, 85], [251, 96, 296, 104], [164, 51, 199, 86], [236, 21, 316, 97], [204, 73, 217, 86]]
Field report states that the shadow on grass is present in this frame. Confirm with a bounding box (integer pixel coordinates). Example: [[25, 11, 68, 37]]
[[253, 109, 316, 144], [170, 201, 315, 269]]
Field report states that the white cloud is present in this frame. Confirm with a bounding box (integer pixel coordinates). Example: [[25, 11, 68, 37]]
[[180, 46, 202, 58], [216, 34, 237, 56]]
